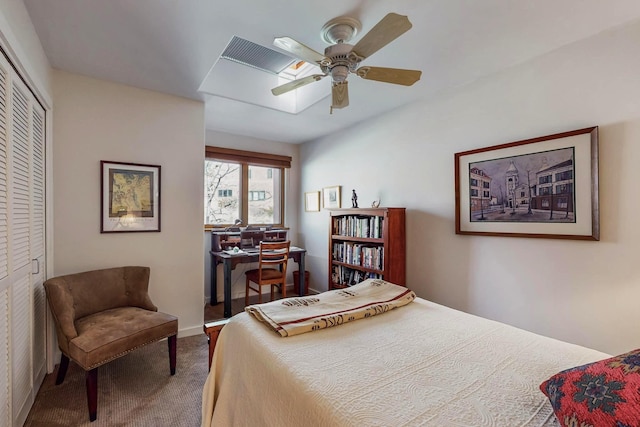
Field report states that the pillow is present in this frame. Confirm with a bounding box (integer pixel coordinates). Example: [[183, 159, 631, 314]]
[[540, 348, 640, 427]]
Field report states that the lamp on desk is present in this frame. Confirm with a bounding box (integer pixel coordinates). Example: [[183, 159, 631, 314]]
[[225, 219, 242, 232]]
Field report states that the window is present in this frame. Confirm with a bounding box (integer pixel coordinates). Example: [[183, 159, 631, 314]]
[[470, 178, 478, 186], [539, 175, 552, 184], [556, 170, 573, 181], [471, 189, 478, 196], [249, 190, 266, 201], [205, 146, 291, 227]]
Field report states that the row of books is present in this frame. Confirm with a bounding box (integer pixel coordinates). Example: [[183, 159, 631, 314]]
[[331, 265, 383, 287], [332, 242, 384, 270], [332, 215, 383, 238]]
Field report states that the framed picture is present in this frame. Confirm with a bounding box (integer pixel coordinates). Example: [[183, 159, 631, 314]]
[[101, 161, 161, 233], [454, 127, 599, 240], [305, 191, 320, 212], [323, 185, 341, 209]]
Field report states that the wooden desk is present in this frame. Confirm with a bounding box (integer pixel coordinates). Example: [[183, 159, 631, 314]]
[[209, 246, 306, 318]]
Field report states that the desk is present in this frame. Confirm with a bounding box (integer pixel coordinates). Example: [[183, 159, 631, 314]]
[[210, 246, 306, 318]]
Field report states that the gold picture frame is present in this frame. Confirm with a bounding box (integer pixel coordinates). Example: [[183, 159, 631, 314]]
[[323, 186, 341, 209], [305, 191, 320, 212]]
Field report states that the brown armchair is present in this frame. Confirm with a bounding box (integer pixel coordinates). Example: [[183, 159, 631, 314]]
[[44, 266, 178, 422]]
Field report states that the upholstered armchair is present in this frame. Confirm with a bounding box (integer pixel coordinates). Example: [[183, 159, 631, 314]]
[[44, 266, 178, 422]]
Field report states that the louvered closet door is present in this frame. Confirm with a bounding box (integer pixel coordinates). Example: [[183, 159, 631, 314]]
[[30, 101, 46, 387], [0, 49, 46, 426], [0, 51, 11, 427], [10, 70, 34, 426]]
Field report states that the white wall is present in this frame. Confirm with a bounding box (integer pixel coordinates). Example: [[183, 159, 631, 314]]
[[300, 19, 640, 355], [52, 70, 205, 337], [203, 130, 301, 301], [0, 0, 51, 104]]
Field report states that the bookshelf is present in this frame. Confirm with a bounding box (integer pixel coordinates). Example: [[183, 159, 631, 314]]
[[328, 207, 406, 289]]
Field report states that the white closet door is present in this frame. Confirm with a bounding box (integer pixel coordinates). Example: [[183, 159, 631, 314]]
[[10, 74, 34, 426], [31, 101, 46, 385], [0, 51, 11, 427], [0, 46, 47, 427]]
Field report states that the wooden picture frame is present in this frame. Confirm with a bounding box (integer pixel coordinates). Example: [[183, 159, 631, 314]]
[[455, 127, 599, 240], [323, 186, 341, 209], [305, 191, 320, 212], [101, 160, 161, 233]]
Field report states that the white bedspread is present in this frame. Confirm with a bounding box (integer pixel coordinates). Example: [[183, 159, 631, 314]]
[[202, 298, 609, 427]]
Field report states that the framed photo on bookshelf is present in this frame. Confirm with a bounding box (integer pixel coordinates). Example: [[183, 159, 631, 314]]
[[454, 126, 599, 240], [305, 191, 320, 212], [323, 186, 341, 209]]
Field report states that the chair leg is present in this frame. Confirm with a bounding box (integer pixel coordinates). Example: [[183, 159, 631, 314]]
[[168, 334, 177, 375], [258, 283, 262, 304], [56, 353, 70, 385], [282, 281, 286, 298], [245, 277, 250, 306], [86, 368, 98, 422], [270, 284, 275, 301]]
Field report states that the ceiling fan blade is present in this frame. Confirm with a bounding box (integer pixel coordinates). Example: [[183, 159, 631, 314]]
[[271, 74, 327, 96], [356, 66, 422, 86], [273, 37, 331, 66], [331, 81, 349, 110], [350, 13, 412, 61]]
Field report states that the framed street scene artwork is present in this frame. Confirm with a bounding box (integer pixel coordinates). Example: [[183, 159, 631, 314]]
[[455, 127, 599, 240], [101, 160, 161, 233], [323, 186, 341, 209]]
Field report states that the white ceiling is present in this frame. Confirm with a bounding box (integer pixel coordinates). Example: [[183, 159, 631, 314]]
[[23, 0, 640, 144]]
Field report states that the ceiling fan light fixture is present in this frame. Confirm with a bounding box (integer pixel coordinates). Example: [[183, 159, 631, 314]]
[[330, 65, 349, 82]]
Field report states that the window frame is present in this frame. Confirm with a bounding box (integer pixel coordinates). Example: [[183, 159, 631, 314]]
[[205, 146, 291, 229]]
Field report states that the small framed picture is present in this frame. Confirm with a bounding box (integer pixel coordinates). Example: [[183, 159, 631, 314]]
[[323, 186, 341, 209], [101, 160, 161, 233], [305, 191, 320, 212]]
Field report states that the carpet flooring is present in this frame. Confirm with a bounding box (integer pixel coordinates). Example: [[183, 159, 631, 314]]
[[25, 295, 276, 427], [24, 334, 209, 427]]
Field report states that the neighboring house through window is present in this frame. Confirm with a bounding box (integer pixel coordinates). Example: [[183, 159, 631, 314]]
[[204, 146, 291, 227]]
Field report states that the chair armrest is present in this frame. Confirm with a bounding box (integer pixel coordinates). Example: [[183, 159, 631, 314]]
[[44, 278, 79, 340], [123, 266, 158, 311], [204, 319, 229, 370]]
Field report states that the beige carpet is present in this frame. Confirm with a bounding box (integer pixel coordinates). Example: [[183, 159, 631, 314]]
[[24, 334, 208, 427]]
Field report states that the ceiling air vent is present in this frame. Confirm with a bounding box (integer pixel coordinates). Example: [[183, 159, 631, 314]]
[[221, 36, 296, 74]]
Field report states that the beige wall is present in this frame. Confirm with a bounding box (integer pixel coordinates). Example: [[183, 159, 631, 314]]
[[300, 18, 640, 355], [52, 70, 205, 336]]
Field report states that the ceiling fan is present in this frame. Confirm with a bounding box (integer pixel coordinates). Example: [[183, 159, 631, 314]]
[[271, 13, 422, 113]]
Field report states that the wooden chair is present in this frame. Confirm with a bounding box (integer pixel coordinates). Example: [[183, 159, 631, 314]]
[[245, 240, 291, 305]]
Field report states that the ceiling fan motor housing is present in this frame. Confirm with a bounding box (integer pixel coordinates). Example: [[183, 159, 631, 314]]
[[322, 43, 358, 82]]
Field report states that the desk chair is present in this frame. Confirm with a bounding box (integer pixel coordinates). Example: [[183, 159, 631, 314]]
[[245, 240, 291, 305]]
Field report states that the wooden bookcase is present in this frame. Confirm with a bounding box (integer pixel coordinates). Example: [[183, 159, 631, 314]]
[[328, 207, 406, 289]]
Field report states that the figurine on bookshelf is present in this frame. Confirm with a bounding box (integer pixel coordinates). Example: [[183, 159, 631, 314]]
[[371, 199, 381, 208], [351, 189, 358, 208]]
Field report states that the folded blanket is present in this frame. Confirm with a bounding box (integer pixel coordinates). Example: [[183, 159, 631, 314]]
[[245, 278, 416, 337]]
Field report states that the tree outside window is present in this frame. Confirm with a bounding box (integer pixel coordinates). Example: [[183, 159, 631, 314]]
[[204, 147, 290, 228]]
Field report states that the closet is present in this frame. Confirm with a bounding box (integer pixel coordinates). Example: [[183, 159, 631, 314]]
[[0, 49, 47, 427]]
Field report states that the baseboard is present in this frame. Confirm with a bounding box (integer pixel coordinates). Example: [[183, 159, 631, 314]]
[[178, 325, 205, 338]]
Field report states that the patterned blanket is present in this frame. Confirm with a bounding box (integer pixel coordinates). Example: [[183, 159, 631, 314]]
[[244, 278, 416, 337]]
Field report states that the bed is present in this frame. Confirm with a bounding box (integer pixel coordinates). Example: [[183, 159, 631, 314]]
[[202, 280, 639, 427]]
